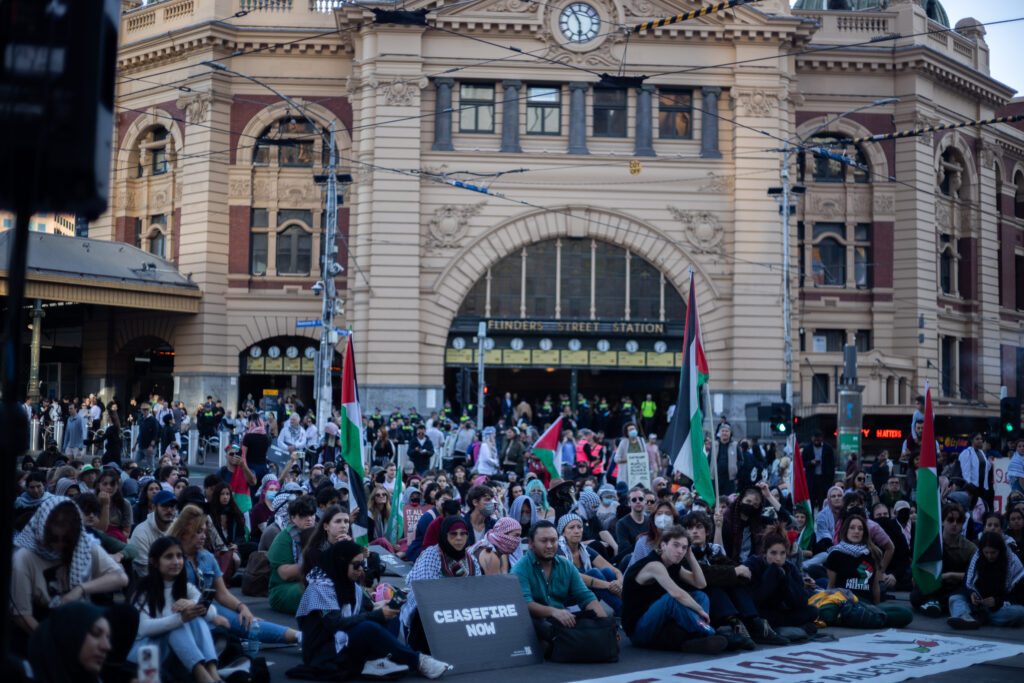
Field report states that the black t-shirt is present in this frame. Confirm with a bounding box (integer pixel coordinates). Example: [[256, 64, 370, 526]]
[[622, 552, 685, 637], [615, 514, 647, 552], [824, 549, 875, 598], [242, 432, 270, 465]]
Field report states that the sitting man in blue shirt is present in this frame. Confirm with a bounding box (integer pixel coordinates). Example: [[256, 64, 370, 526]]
[[511, 520, 606, 653]]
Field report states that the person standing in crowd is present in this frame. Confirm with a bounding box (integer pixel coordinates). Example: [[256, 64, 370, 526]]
[[64, 403, 88, 459], [614, 422, 645, 486], [241, 412, 272, 490], [947, 531, 1024, 629], [1008, 439, 1024, 496], [958, 432, 993, 518], [408, 424, 435, 475], [136, 404, 160, 466], [372, 427, 396, 468], [712, 425, 739, 497], [501, 426, 526, 477], [450, 420, 476, 473], [621, 525, 726, 653], [802, 431, 836, 506], [640, 394, 657, 437], [476, 427, 501, 477]]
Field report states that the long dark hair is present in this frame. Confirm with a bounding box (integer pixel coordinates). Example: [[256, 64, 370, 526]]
[[210, 482, 246, 542], [839, 513, 882, 567], [302, 505, 348, 580], [96, 470, 127, 513], [134, 536, 188, 617], [974, 531, 1010, 600]]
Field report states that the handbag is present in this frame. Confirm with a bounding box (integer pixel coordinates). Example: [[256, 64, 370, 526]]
[[215, 548, 236, 583], [547, 611, 619, 663]]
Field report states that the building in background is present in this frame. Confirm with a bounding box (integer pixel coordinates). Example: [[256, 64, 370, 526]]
[[17, 0, 1021, 449], [0, 211, 78, 236]]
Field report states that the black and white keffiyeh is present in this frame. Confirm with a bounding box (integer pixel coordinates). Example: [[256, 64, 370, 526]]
[[15, 496, 93, 588]]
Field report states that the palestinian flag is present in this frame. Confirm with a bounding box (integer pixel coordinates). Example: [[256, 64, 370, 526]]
[[531, 416, 563, 479], [386, 476, 404, 544], [229, 456, 252, 540], [340, 334, 369, 545], [912, 382, 943, 594], [663, 270, 714, 505], [791, 441, 814, 551]]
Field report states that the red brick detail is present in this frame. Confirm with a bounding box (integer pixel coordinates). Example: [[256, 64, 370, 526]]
[[115, 216, 132, 244], [229, 94, 353, 165], [872, 221, 893, 289], [229, 206, 250, 275], [957, 236, 977, 300], [172, 207, 182, 264], [227, 278, 319, 290]]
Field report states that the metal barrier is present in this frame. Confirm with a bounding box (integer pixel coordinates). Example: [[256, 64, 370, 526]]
[[54, 421, 65, 451], [29, 418, 41, 452]]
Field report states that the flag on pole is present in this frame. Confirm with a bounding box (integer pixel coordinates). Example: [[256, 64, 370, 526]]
[[912, 382, 943, 594], [663, 271, 714, 504], [228, 454, 252, 540], [387, 475, 404, 544], [531, 416, 563, 479], [339, 335, 369, 544], [346, 464, 370, 547], [790, 440, 814, 551]]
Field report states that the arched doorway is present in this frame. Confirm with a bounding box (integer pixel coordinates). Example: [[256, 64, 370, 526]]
[[239, 336, 344, 417], [445, 237, 688, 436]]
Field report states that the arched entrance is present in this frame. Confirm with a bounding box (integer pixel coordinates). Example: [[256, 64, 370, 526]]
[[445, 237, 689, 436], [239, 336, 344, 416]]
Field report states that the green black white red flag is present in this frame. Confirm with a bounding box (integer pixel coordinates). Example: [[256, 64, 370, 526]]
[[531, 416, 563, 479], [663, 270, 714, 504], [912, 382, 942, 594], [791, 443, 814, 552], [339, 334, 369, 545]]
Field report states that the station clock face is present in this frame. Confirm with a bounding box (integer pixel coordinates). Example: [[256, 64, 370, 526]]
[[653, 340, 668, 354], [483, 337, 496, 351], [596, 339, 611, 353], [267, 345, 281, 359], [568, 338, 582, 352], [560, 3, 600, 43], [510, 337, 525, 351], [304, 346, 317, 360], [285, 345, 300, 359], [451, 337, 466, 350], [539, 338, 553, 351], [625, 340, 639, 353], [249, 346, 263, 359]]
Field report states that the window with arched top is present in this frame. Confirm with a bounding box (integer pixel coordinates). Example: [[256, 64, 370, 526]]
[[457, 238, 685, 321], [804, 222, 871, 289], [939, 147, 967, 199], [797, 134, 870, 184], [133, 125, 175, 178], [253, 117, 320, 168], [938, 233, 958, 296]]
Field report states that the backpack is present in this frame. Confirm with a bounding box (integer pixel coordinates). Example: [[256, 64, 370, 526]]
[[241, 551, 271, 597]]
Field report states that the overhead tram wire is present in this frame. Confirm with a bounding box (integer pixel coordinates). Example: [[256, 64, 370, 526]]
[[631, 0, 762, 33]]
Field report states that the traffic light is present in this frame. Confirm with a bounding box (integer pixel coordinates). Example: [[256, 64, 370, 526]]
[[1001, 397, 1021, 439], [769, 402, 792, 434]]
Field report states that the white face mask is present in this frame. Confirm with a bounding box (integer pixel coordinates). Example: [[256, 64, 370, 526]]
[[628, 429, 639, 439], [654, 514, 673, 530]]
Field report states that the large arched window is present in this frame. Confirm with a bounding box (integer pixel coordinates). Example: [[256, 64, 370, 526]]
[[276, 224, 312, 275], [1015, 170, 1024, 219], [458, 238, 685, 321], [798, 134, 870, 184], [131, 125, 175, 178], [254, 117, 319, 168]]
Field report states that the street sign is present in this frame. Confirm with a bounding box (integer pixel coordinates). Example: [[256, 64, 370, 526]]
[[296, 320, 321, 327]]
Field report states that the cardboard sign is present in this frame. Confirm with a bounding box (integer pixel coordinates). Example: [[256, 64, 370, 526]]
[[413, 574, 542, 674], [368, 545, 411, 579], [403, 504, 427, 543], [625, 445, 651, 490]]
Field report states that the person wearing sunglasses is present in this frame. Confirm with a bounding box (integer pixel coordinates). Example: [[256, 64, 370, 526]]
[[615, 486, 650, 563], [844, 470, 878, 507], [296, 541, 451, 679]]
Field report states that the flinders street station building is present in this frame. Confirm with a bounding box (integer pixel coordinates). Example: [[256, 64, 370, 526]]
[[20, 0, 1024, 448]]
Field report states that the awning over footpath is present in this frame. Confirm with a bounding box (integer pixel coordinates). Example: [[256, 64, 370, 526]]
[[0, 231, 201, 314]]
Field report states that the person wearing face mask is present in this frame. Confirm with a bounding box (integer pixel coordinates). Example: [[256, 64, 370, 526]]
[[614, 422, 646, 487], [524, 477, 555, 520], [508, 494, 540, 555], [462, 484, 497, 545], [595, 484, 620, 530], [557, 513, 624, 615], [573, 489, 618, 560], [469, 516, 522, 575], [627, 502, 679, 570], [721, 484, 789, 564]]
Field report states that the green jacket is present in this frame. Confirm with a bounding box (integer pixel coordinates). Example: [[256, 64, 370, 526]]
[[511, 550, 596, 610]]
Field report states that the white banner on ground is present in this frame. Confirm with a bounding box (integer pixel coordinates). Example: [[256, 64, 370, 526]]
[[573, 630, 1024, 683]]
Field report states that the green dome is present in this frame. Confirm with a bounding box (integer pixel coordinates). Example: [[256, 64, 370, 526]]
[[791, 1, 949, 28]]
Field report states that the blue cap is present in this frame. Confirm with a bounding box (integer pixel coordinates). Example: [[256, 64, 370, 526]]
[[152, 490, 176, 506]]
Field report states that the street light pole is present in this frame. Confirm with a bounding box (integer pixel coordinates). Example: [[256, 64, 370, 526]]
[[202, 62, 350, 436]]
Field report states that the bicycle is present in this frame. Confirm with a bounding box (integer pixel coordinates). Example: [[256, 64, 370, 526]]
[[197, 434, 219, 466]]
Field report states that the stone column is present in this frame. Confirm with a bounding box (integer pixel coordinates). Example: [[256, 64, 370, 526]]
[[701, 86, 722, 159], [568, 82, 590, 154], [500, 79, 522, 153], [634, 84, 656, 157], [432, 77, 454, 151]]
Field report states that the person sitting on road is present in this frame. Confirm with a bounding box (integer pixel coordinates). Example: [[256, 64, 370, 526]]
[[626, 501, 679, 570], [267, 495, 317, 616], [469, 516, 521, 575], [557, 513, 623, 616], [947, 531, 1024, 629], [621, 525, 727, 654], [741, 523, 818, 640], [911, 502, 977, 617], [294, 540, 451, 680]]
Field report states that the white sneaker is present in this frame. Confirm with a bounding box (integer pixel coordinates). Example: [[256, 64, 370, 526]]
[[361, 657, 409, 678], [417, 654, 452, 679]]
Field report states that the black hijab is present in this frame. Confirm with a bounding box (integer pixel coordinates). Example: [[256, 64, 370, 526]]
[[29, 602, 106, 683], [438, 516, 469, 560], [320, 540, 365, 607]]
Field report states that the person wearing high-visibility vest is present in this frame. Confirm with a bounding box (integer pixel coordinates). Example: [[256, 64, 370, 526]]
[[640, 394, 657, 437]]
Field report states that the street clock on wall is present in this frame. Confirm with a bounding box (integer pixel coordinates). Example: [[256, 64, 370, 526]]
[[568, 338, 582, 351], [539, 338, 554, 351], [304, 347, 317, 360], [285, 345, 299, 359], [510, 337, 525, 351], [625, 340, 639, 353], [559, 3, 600, 43], [483, 337, 496, 351], [596, 339, 611, 352], [451, 337, 466, 350], [653, 340, 668, 354], [267, 345, 281, 359], [249, 346, 263, 359]]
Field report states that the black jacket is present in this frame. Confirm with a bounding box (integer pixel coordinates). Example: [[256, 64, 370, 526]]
[[298, 595, 385, 672]]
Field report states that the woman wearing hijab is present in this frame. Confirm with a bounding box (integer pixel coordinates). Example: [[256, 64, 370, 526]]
[[469, 517, 521, 574], [948, 531, 1024, 629], [813, 484, 846, 555], [249, 474, 280, 541], [11, 497, 128, 651], [524, 477, 554, 520], [294, 540, 451, 679], [507, 494, 540, 562], [558, 513, 623, 615], [402, 517, 481, 652], [475, 426, 500, 476], [29, 602, 115, 683]]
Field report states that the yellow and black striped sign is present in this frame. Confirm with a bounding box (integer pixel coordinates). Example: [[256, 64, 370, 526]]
[[632, 0, 760, 34], [837, 114, 1024, 145]]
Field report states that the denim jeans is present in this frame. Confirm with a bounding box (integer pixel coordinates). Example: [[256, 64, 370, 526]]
[[214, 606, 290, 643], [631, 591, 714, 647], [706, 586, 758, 625], [129, 618, 218, 672], [584, 568, 623, 616], [949, 593, 1024, 626]]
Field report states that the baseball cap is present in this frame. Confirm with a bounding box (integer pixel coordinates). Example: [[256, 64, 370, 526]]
[[152, 490, 176, 506]]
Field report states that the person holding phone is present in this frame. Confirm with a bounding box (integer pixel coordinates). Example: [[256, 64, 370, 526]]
[[295, 540, 450, 679], [129, 536, 226, 683]]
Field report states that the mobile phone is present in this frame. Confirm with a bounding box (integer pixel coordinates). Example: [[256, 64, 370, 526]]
[[387, 590, 407, 609], [137, 644, 160, 683], [199, 588, 216, 608]]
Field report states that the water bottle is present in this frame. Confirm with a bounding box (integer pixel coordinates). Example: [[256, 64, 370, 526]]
[[247, 622, 261, 656]]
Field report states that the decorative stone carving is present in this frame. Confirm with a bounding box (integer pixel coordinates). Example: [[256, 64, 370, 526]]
[[153, 190, 168, 207], [253, 179, 273, 201], [808, 192, 844, 218], [280, 183, 319, 205], [176, 92, 212, 124], [872, 192, 894, 215], [424, 203, 487, 249], [732, 88, 780, 118], [848, 191, 872, 218], [366, 76, 429, 107], [698, 172, 731, 193], [622, 0, 656, 17], [667, 207, 723, 250], [979, 140, 999, 169], [229, 177, 252, 199], [489, 0, 532, 11], [935, 199, 952, 231]]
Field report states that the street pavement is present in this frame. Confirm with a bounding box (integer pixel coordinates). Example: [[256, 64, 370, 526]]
[[236, 585, 1024, 683]]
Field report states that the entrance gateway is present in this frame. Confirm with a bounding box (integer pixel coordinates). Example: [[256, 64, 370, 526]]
[[444, 238, 688, 431]]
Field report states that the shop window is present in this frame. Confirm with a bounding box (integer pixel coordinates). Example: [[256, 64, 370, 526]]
[[526, 86, 561, 135], [593, 88, 627, 137], [459, 84, 495, 133], [806, 222, 872, 289], [658, 89, 692, 139]]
